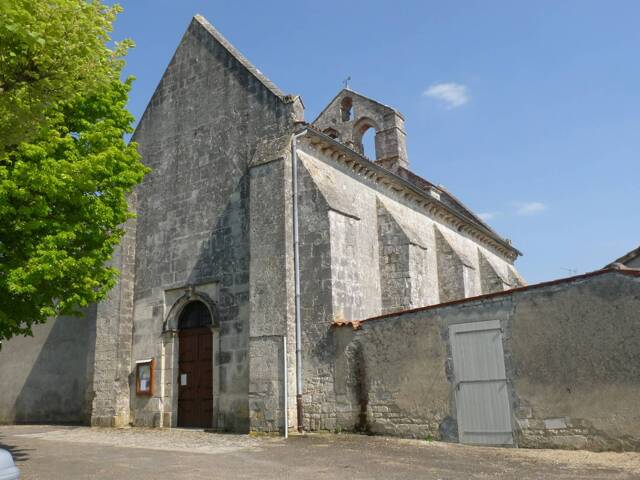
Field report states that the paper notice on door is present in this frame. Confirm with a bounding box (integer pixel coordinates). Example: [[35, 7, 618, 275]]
[[180, 374, 187, 386]]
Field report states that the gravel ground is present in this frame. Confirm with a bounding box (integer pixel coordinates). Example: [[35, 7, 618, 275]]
[[1, 425, 639, 479]]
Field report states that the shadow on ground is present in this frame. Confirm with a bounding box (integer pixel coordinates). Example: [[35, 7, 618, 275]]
[[0, 434, 31, 462]]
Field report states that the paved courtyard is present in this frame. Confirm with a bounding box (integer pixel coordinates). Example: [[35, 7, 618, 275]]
[[1, 425, 639, 479]]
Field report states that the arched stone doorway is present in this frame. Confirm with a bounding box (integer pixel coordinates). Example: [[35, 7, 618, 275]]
[[177, 301, 214, 428]]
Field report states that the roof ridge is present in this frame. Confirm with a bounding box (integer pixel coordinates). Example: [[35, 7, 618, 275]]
[[193, 14, 288, 102]]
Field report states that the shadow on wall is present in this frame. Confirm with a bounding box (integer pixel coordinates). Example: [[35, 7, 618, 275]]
[[10, 305, 97, 424], [173, 174, 251, 433]]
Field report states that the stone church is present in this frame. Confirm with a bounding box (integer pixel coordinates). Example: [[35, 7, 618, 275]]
[[0, 15, 525, 434]]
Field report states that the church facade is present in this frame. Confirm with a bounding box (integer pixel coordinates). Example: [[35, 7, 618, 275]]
[[0, 15, 524, 433]]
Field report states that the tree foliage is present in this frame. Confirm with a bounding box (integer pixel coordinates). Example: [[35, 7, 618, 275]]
[[0, 0, 148, 341], [0, 0, 131, 149]]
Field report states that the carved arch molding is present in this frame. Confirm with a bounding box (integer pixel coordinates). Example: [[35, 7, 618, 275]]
[[163, 289, 220, 333]]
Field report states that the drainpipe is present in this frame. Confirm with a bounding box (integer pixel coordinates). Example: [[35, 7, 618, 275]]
[[291, 129, 307, 432]]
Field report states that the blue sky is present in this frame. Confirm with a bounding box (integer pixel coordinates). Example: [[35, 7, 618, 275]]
[[110, 0, 639, 284]]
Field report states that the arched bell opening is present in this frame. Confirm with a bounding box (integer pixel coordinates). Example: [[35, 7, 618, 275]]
[[340, 96, 353, 122], [353, 117, 381, 160]]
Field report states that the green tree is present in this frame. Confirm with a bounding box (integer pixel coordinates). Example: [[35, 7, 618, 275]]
[[0, 0, 130, 149], [0, 0, 148, 341]]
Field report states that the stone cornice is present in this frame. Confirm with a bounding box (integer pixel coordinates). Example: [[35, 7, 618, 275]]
[[299, 127, 521, 262]]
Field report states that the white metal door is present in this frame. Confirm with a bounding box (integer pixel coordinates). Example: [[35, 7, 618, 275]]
[[449, 320, 513, 446]]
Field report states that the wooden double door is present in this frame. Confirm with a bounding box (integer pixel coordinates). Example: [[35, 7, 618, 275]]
[[178, 327, 213, 428]]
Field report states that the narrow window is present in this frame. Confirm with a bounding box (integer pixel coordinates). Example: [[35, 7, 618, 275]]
[[341, 97, 353, 122]]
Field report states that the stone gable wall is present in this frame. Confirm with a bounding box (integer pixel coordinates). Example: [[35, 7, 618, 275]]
[[112, 18, 298, 431]]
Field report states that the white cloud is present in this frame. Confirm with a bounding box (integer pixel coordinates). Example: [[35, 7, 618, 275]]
[[515, 201, 547, 216], [423, 82, 470, 109], [478, 212, 499, 221]]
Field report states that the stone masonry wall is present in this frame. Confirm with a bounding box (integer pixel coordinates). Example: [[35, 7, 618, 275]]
[[479, 251, 510, 293], [377, 198, 439, 308], [0, 308, 96, 425], [296, 158, 335, 430], [335, 315, 451, 439], [329, 208, 381, 322], [332, 270, 640, 451], [91, 203, 137, 427], [313, 89, 408, 169], [377, 200, 412, 313], [410, 244, 434, 308], [435, 228, 465, 303], [509, 272, 640, 451], [247, 139, 296, 432], [295, 140, 519, 432], [124, 17, 299, 431]]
